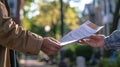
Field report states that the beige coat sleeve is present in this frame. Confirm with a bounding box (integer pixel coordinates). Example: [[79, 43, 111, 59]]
[[0, 2, 43, 55]]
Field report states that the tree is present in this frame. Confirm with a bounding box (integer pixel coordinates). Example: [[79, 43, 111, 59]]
[[110, 0, 120, 33], [22, 0, 80, 39]]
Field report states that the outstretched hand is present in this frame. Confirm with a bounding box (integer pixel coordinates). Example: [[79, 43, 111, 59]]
[[78, 35, 105, 48], [41, 37, 62, 56]]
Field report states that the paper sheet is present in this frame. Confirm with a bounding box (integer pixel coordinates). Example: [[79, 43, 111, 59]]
[[60, 20, 104, 46]]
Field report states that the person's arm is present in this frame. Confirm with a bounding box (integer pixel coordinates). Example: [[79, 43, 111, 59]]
[[0, 2, 43, 55], [0, 2, 61, 56], [78, 29, 120, 50], [104, 30, 120, 50]]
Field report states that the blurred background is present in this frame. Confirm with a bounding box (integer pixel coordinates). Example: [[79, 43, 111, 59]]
[[7, 0, 120, 67]]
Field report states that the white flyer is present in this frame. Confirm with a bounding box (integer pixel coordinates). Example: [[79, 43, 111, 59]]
[[60, 20, 104, 46]]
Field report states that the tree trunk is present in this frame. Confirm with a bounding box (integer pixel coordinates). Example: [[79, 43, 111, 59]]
[[110, 0, 120, 33]]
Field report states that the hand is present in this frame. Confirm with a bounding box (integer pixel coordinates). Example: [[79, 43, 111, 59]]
[[78, 35, 105, 48], [41, 37, 61, 56]]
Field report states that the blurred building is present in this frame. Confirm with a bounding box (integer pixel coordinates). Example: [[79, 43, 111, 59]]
[[83, 0, 119, 64], [83, 0, 118, 36]]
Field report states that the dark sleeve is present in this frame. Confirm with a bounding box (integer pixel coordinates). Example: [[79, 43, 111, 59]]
[[104, 30, 120, 50]]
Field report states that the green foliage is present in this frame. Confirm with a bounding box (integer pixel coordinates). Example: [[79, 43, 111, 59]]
[[24, 0, 34, 6], [90, 50, 120, 67], [65, 45, 76, 61], [75, 45, 93, 61], [29, 23, 46, 37], [65, 44, 93, 62], [22, 0, 80, 38], [64, 7, 79, 30], [97, 58, 118, 67]]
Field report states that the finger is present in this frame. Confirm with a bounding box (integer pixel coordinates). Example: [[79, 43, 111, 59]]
[[43, 47, 58, 56], [51, 44, 61, 51], [44, 37, 57, 45], [54, 45, 61, 49], [81, 39, 94, 45], [90, 35, 104, 40], [78, 39, 87, 44], [86, 39, 99, 48], [89, 35, 99, 40], [47, 44, 61, 52], [48, 40, 61, 48], [49, 37, 60, 44], [79, 38, 100, 48]]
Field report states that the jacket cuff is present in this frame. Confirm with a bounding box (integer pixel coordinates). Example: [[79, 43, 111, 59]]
[[26, 31, 43, 55], [104, 37, 112, 50], [104, 38, 109, 50]]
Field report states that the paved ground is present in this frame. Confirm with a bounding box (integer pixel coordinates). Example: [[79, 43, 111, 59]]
[[20, 59, 58, 67]]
